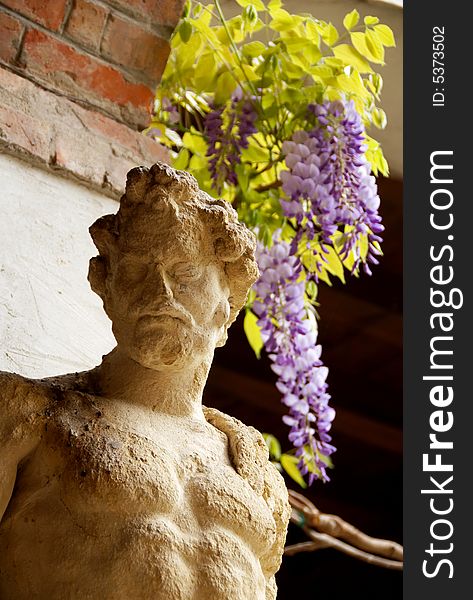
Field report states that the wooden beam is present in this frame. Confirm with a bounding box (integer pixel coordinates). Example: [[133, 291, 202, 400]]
[[206, 365, 402, 454]]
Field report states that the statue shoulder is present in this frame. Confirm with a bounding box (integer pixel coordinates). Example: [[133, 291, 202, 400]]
[[202, 406, 289, 508], [0, 371, 51, 439], [203, 406, 268, 494], [203, 406, 290, 582]]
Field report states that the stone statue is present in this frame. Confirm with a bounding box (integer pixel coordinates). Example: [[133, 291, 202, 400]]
[[0, 163, 290, 600]]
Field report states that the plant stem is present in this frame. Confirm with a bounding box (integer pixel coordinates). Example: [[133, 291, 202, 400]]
[[213, 0, 274, 139]]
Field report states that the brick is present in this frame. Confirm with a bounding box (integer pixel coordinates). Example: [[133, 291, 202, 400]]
[[0, 64, 28, 92], [139, 133, 168, 164], [101, 13, 169, 82], [104, 0, 185, 28], [0, 66, 169, 197], [1, 0, 67, 32], [71, 105, 141, 154], [65, 0, 108, 52], [53, 130, 107, 187], [0, 104, 51, 162], [103, 152, 137, 192], [20, 29, 155, 128], [0, 11, 24, 64]]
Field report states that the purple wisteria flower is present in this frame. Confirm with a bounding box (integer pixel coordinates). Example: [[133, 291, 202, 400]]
[[205, 87, 257, 193], [161, 96, 180, 124], [280, 99, 384, 275], [253, 237, 336, 483]]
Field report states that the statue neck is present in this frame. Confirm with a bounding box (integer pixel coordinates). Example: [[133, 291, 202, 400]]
[[90, 347, 212, 419]]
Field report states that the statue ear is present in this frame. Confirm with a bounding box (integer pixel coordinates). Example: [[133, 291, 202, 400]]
[[125, 166, 150, 203], [88, 256, 108, 299], [214, 225, 247, 262], [89, 215, 117, 254]]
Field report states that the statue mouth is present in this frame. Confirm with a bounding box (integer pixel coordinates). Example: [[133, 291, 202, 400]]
[[138, 308, 193, 327]]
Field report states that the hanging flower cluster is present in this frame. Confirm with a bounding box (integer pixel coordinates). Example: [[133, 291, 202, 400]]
[[280, 99, 384, 274], [205, 88, 257, 193], [253, 238, 336, 483], [152, 0, 395, 486]]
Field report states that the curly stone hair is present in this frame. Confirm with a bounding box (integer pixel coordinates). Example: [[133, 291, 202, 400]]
[[88, 162, 259, 328]]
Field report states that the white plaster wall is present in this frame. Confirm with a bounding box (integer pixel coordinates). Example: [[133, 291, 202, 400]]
[[0, 154, 117, 378]]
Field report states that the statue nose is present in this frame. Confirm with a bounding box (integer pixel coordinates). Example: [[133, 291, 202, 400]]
[[151, 267, 173, 299]]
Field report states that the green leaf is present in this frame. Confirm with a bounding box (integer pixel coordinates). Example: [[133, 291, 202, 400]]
[[214, 72, 236, 104], [243, 310, 264, 358], [280, 85, 303, 105], [365, 72, 383, 98], [279, 55, 305, 78], [305, 20, 320, 46], [306, 279, 318, 301], [351, 32, 370, 59], [374, 24, 396, 47], [309, 65, 334, 80], [270, 9, 298, 32], [343, 9, 359, 30], [239, 63, 259, 82], [364, 15, 379, 26], [365, 29, 385, 64], [332, 44, 373, 73], [188, 17, 220, 47], [182, 130, 208, 155], [235, 164, 250, 192], [243, 4, 259, 28], [335, 71, 370, 99], [284, 38, 322, 64], [242, 40, 266, 58], [236, 0, 265, 10], [283, 35, 309, 53], [189, 154, 208, 170], [173, 148, 190, 170], [351, 31, 384, 64], [263, 434, 282, 460], [242, 137, 270, 162], [178, 19, 192, 43], [372, 106, 387, 129], [321, 246, 346, 283], [280, 454, 307, 488], [322, 22, 339, 46], [194, 52, 217, 91]]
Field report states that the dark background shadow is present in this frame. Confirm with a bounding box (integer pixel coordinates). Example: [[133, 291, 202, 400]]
[[204, 177, 403, 599]]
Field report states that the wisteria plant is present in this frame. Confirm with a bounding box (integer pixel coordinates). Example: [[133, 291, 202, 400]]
[[147, 0, 395, 486]]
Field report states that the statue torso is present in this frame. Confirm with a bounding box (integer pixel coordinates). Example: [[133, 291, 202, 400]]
[[0, 386, 276, 600]]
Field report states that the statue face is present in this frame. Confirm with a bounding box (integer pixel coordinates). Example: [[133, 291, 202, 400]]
[[103, 208, 231, 371]]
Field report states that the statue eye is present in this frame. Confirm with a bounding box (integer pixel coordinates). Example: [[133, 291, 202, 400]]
[[169, 263, 202, 282], [117, 260, 148, 284]]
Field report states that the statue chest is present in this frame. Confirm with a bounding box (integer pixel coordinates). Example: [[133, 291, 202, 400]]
[[27, 395, 275, 553]]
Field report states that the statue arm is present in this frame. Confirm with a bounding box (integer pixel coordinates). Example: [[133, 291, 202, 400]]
[[203, 406, 291, 599], [260, 461, 291, 600], [0, 372, 47, 521]]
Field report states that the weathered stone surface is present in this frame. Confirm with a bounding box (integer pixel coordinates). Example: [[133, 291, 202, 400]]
[[0, 67, 169, 198], [0, 163, 290, 599]]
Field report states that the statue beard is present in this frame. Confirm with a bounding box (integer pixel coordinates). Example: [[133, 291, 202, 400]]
[[130, 315, 212, 371]]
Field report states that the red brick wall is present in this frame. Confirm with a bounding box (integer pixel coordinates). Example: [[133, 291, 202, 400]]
[[0, 0, 185, 129]]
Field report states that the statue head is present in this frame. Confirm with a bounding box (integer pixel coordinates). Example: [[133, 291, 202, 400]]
[[88, 163, 259, 371]]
